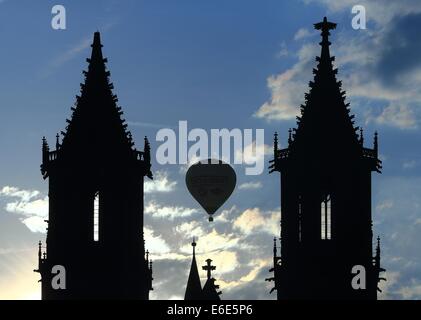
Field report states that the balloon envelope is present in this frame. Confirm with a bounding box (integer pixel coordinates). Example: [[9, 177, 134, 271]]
[[186, 159, 236, 221]]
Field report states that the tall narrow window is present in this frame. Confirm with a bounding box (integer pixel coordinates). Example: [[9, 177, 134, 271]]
[[321, 195, 331, 240], [94, 192, 100, 242]]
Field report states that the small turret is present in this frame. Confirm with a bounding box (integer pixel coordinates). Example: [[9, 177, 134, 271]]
[[55, 133, 60, 150], [374, 131, 378, 155], [274, 132, 279, 155]]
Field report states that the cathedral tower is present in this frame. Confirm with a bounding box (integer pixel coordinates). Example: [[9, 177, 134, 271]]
[[35, 32, 153, 299], [267, 18, 385, 300]]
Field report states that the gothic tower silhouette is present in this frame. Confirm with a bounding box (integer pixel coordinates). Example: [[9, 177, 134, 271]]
[[267, 17, 385, 300], [34, 32, 153, 300], [184, 239, 222, 300], [184, 239, 203, 300]]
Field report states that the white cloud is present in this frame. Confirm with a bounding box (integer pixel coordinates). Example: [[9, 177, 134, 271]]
[[0, 187, 40, 203], [144, 170, 177, 193], [237, 141, 272, 164], [378, 271, 400, 300], [175, 220, 205, 238], [254, 43, 318, 121], [145, 201, 198, 220], [144, 227, 171, 255], [396, 280, 421, 299], [403, 160, 417, 169], [217, 258, 272, 291], [0, 186, 48, 233], [294, 28, 312, 40], [238, 181, 263, 190], [180, 229, 240, 254], [233, 208, 281, 235], [41, 37, 92, 78], [366, 103, 417, 129], [21, 217, 47, 234], [196, 251, 239, 275]]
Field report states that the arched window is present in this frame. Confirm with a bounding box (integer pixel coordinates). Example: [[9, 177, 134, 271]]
[[321, 194, 331, 240], [94, 192, 100, 242]]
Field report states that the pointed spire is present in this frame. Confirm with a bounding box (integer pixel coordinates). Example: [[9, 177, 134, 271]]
[[42, 136, 48, 150], [58, 31, 145, 161], [144, 136, 151, 163], [359, 128, 364, 145], [288, 128, 292, 145], [281, 17, 361, 159], [274, 132, 279, 155], [374, 131, 378, 154], [90, 31, 104, 64], [184, 239, 203, 300]]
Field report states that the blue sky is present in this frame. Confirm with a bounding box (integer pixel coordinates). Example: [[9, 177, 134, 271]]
[[0, 0, 420, 299]]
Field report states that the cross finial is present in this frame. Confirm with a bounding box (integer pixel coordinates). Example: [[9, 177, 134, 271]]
[[314, 17, 337, 33], [314, 17, 337, 47], [202, 258, 216, 280]]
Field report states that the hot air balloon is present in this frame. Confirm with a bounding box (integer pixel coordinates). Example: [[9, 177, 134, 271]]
[[186, 159, 236, 222]]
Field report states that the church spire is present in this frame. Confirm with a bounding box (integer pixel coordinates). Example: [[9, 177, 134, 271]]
[[40, 31, 153, 181], [55, 31, 138, 160], [270, 16, 375, 171], [184, 238, 203, 300], [268, 17, 383, 300]]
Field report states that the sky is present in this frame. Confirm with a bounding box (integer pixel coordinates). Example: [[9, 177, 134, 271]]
[[0, 0, 420, 299]]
